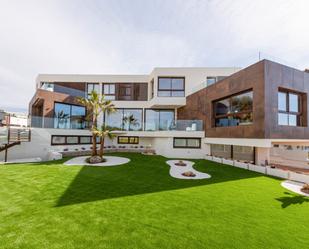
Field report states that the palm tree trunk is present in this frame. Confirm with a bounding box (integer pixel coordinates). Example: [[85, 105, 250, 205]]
[[92, 116, 97, 156], [99, 137, 104, 158]]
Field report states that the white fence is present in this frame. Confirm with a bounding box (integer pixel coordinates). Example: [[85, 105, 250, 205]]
[[205, 155, 309, 183]]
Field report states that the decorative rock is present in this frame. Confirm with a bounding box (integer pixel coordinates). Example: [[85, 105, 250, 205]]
[[88, 156, 103, 164], [175, 160, 187, 166], [182, 171, 196, 177]]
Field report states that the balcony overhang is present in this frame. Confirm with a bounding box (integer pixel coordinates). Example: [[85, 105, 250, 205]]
[[149, 97, 186, 108], [115, 130, 205, 138]]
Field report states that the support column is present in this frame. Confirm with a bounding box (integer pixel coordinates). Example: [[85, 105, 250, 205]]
[[255, 147, 270, 166]]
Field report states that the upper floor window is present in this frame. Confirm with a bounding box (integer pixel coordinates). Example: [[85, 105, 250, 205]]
[[103, 84, 115, 100], [206, 76, 226, 86], [278, 90, 302, 126], [158, 77, 185, 97], [87, 83, 99, 98], [214, 90, 253, 127]]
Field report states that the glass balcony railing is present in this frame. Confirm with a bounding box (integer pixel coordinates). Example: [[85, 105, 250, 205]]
[[29, 116, 203, 132], [30, 116, 91, 129], [40, 83, 86, 98], [144, 120, 203, 131]]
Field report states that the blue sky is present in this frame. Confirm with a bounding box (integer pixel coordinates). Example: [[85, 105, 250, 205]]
[[0, 0, 309, 112]]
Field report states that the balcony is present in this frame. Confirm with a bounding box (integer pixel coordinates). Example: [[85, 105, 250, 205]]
[[30, 116, 203, 132], [30, 116, 91, 129]]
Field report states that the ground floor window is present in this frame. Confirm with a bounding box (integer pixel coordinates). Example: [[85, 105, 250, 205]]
[[173, 138, 201, 149], [51, 135, 98, 145], [117, 136, 139, 144], [210, 144, 255, 163]]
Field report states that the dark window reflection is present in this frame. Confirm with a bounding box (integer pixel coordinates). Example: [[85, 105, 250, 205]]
[[213, 91, 253, 127]]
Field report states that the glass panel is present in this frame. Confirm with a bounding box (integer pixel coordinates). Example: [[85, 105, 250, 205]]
[[105, 95, 115, 100], [158, 78, 171, 89], [93, 84, 99, 93], [105, 109, 123, 130], [158, 91, 171, 97], [171, 91, 185, 97], [231, 91, 253, 113], [71, 105, 86, 129], [122, 109, 142, 131], [211, 144, 232, 159], [233, 146, 254, 163], [80, 136, 91, 144], [278, 92, 287, 111], [103, 84, 110, 94], [187, 138, 200, 148], [52, 136, 65, 144], [171, 78, 184, 90], [289, 93, 299, 112], [54, 103, 71, 129], [118, 137, 129, 144], [215, 99, 230, 116], [145, 109, 160, 131], [174, 138, 186, 147], [278, 113, 288, 125], [159, 110, 174, 130], [288, 114, 297, 126], [67, 136, 78, 144], [206, 77, 216, 86], [109, 84, 115, 94]]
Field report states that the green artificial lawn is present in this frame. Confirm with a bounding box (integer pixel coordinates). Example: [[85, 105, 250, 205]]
[[0, 153, 308, 249]]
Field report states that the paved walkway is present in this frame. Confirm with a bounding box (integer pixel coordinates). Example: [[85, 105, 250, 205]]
[[166, 160, 211, 180], [64, 156, 130, 167], [281, 180, 309, 197]]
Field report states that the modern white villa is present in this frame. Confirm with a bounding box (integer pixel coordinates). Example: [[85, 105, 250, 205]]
[[1, 60, 309, 175]]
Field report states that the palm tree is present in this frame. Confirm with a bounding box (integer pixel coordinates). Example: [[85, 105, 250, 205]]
[[77, 91, 115, 157], [92, 124, 116, 158]]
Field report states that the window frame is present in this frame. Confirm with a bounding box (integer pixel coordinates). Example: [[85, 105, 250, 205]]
[[278, 88, 303, 126], [102, 83, 116, 100], [87, 83, 100, 98], [157, 77, 185, 97], [144, 109, 175, 131], [173, 137, 201, 149], [53, 102, 87, 129], [51, 135, 98, 145], [104, 108, 143, 131], [117, 136, 139, 144], [213, 89, 253, 127]]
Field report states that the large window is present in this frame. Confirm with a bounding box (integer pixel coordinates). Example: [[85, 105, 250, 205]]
[[87, 83, 99, 98], [54, 103, 86, 129], [173, 138, 201, 149], [214, 90, 253, 127], [158, 77, 185, 97], [105, 108, 142, 131], [278, 90, 302, 126], [210, 144, 255, 163], [145, 109, 175, 131], [102, 84, 115, 100], [118, 136, 139, 144]]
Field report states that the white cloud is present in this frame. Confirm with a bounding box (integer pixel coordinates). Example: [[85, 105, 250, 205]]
[[0, 0, 309, 111]]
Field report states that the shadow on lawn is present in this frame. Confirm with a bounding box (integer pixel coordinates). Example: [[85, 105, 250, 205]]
[[56, 153, 261, 207], [276, 192, 309, 208]]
